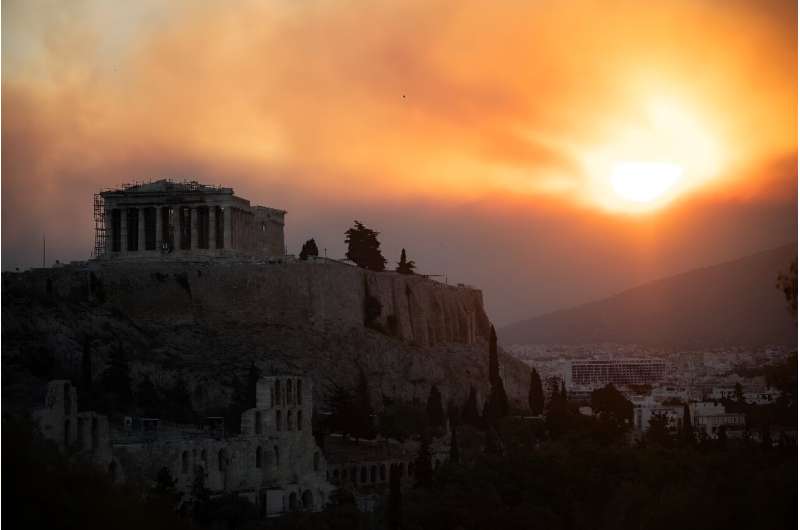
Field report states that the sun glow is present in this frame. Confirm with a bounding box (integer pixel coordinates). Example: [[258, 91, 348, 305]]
[[610, 161, 683, 204], [579, 94, 725, 213]]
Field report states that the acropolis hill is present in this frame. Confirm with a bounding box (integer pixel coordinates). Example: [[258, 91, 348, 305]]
[[3, 180, 530, 415]]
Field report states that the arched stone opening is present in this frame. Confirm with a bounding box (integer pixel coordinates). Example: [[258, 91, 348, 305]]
[[302, 490, 313, 510], [256, 446, 263, 468]]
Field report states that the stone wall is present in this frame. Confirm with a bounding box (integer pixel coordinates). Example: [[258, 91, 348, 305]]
[[6, 259, 491, 348]]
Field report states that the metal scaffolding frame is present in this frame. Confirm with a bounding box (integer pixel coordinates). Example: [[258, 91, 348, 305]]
[[92, 192, 106, 258]]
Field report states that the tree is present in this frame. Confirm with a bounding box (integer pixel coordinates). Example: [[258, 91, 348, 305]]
[[150, 467, 180, 513], [387, 464, 403, 530], [299, 239, 319, 260], [166, 375, 194, 424], [414, 434, 433, 488], [679, 403, 694, 446], [345, 221, 386, 272], [590, 384, 633, 431], [426, 385, 445, 432], [484, 326, 509, 425], [461, 387, 481, 428], [449, 426, 460, 464], [776, 260, 797, 319], [396, 248, 416, 275], [734, 382, 744, 403], [645, 412, 672, 447], [528, 366, 544, 415], [329, 371, 374, 439], [101, 342, 133, 414], [136, 375, 161, 418], [246, 362, 261, 409]]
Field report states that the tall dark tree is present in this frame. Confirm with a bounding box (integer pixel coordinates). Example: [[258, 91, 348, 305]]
[[484, 326, 509, 425], [387, 464, 403, 530], [81, 337, 93, 401], [679, 403, 694, 446], [414, 434, 433, 488], [461, 387, 481, 428], [734, 382, 744, 402], [776, 260, 797, 319], [166, 375, 194, 424], [395, 248, 416, 275], [646, 412, 672, 447], [449, 426, 460, 464], [101, 341, 133, 414], [246, 362, 261, 409], [590, 383, 633, 430], [299, 238, 319, 260], [136, 375, 161, 418], [345, 221, 386, 272], [528, 366, 544, 415], [354, 369, 375, 439], [426, 385, 445, 431], [150, 467, 180, 512]]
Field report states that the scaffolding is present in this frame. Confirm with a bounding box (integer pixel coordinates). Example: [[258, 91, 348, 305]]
[[92, 192, 107, 258]]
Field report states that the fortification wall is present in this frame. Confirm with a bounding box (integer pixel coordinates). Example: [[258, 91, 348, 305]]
[[5, 259, 491, 348]]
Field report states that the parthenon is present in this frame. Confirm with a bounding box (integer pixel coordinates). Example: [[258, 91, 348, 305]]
[[95, 180, 285, 259]]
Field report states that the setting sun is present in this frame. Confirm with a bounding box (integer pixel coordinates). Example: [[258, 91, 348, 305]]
[[610, 161, 683, 204]]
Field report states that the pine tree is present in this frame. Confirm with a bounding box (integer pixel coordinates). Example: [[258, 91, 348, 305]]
[[246, 362, 261, 409], [395, 248, 416, 275], [426, 385, 445, 431], [345, 221, 386, 272], [449, 426, 460, 464], [734, 382, 744, 402], [528, 366, 544, 415], [461, 387, 481, 427], [136, 375, 160, 418], [387, 463, 403, 530], [102, 341, 133, 414], [414, 434, 433, 488], [299, 238, 319, 260], [680, 403, 694, 445]]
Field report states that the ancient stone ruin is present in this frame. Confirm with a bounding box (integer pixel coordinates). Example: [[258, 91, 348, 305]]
[[35, 377, 332, 516], [94, 179, 286, 259]]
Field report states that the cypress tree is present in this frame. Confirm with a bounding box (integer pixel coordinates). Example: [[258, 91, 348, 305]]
[[426, 385, 445, 431], [396, 248, 416, 274], [461, 387, 481, 427], [680, 403, 694, 445], [387, 464, 403, 530], [449, 426, 460, 464], [414, 434, 433, 488], [246, 362, 261, 409], [485, 326, 509, 425], [528, 366, 544, 415]]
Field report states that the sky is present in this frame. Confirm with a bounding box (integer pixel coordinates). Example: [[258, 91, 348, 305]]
[[2, 0, 797, 325]]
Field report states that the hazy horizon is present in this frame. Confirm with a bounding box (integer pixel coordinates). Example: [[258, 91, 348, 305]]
[[3, 0, 797, 325]]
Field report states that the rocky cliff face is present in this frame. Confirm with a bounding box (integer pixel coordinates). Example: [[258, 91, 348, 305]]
[[2, 259, 529, 416]]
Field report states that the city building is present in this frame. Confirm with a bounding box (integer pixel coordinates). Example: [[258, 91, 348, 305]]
[[690, 402, 746, 439], [566, 359, 667, 389], [95, 180, 285, 260]]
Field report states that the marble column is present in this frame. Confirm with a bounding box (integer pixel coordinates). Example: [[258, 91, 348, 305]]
[[223, 207, 233, 250], [209, 206, 217, 251], [172, 207, 181, 252], [137, 208, 145, 253], [155, 207, 163, 252], [190, 207, 198, 250], [120, 208, 128, 255]]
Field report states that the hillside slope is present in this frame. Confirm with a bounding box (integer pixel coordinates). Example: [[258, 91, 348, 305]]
[[500, 244, 797, 348], [2, 259, 530, 417]]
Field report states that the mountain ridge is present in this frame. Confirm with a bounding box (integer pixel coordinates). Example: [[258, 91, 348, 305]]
[[499, 243, 798, 348]]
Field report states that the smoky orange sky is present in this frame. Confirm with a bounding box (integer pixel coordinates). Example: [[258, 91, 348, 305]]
[[2, 0, 797, 324]]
